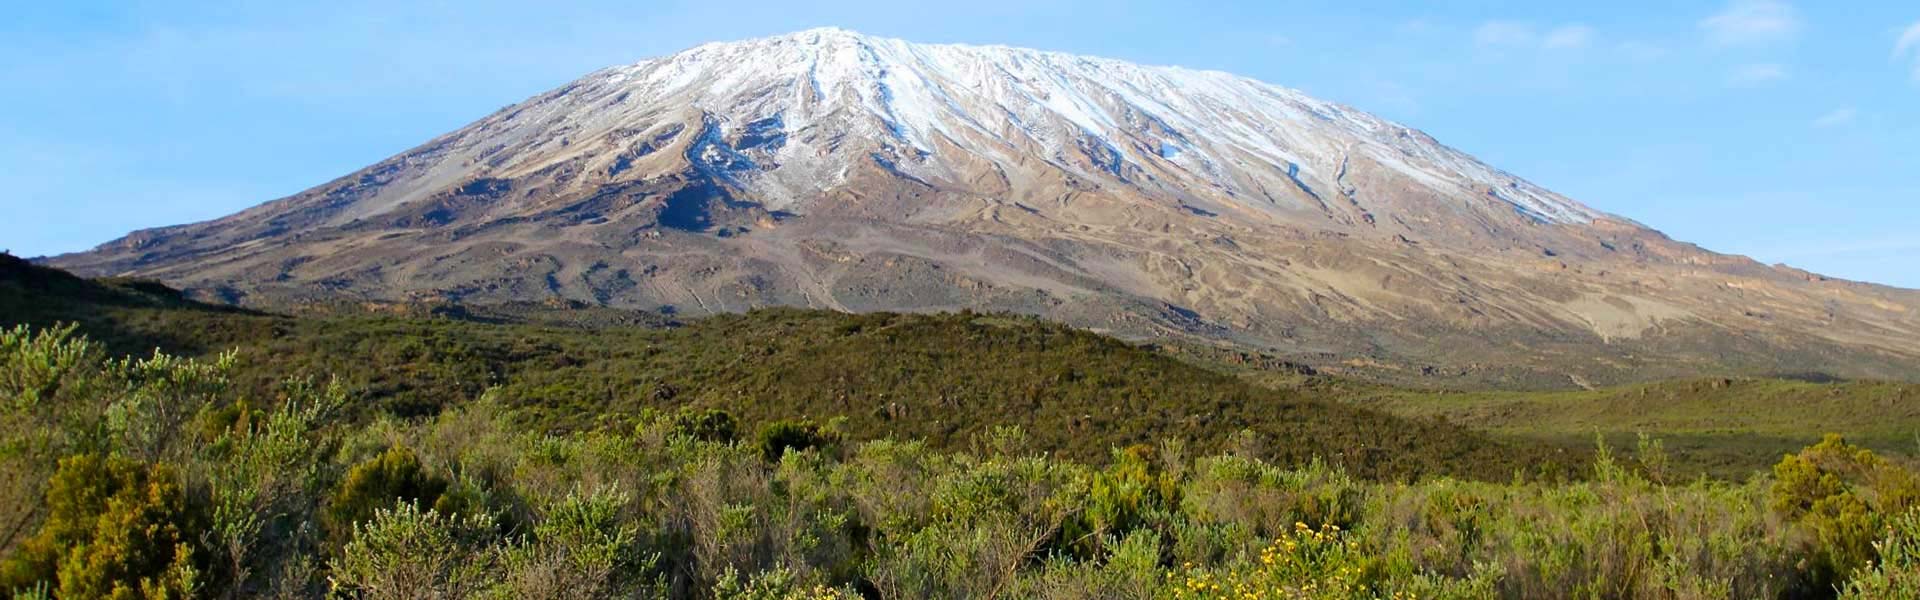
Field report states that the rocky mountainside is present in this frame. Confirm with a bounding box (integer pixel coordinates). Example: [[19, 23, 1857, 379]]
[[47, 28, 1920, 386]]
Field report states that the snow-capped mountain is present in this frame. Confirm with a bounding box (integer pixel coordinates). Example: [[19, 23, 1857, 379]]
[[418, 27, 1601, 228], [49, 28, 1920, 386]]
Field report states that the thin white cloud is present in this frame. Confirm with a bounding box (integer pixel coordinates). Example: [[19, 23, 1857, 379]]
[[1700, 0, 1801, 47], [1543, 25, 1596, 50], [1897, 21, 1920, 81], [1474, 21, 1537, 47], [1474, 21, 1596, 51], [1899, 21, 1920, 55], [1812, 107, 1857, 127], [1728, 63, 1789, 85]]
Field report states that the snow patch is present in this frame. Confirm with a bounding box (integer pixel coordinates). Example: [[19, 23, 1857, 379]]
[[486, 28, 1605, 225]]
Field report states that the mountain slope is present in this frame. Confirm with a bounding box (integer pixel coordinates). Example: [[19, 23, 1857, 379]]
[[48, 28, 1920, 386]]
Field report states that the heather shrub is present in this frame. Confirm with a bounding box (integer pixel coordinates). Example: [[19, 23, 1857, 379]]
[[1770, 434, 1920, 590], [490, 487, 659, 599], [1013, 529, 1163, 599], [868, 517, 1051, 598], [0, 325, 230, 555], [324, 445, 452, 550], [668, 407, 739, 443], [1182, 455, 1362, 542], [327, 503, 496, 600], [0, 454, 202, 599], [1057, 444, 1181, 559], [196, 377, 343, 596], [0, 324, 104, 555], [1841, 508, 1920, 599], [710, 566, 856, 599], [757, 419, 841, 462], [840, 439, 945, 534]]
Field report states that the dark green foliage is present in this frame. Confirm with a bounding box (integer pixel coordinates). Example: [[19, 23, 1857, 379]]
[[324, 446, 451, 550], [668, 407, 739, 443], [195, 398, 259, 448], [757, 420, 840, 462], [0, 454, 200, 599], [1057, 444, 1181, 559]]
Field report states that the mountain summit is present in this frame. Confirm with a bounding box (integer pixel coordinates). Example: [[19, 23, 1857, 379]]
[[49, 29, 1920, 385]]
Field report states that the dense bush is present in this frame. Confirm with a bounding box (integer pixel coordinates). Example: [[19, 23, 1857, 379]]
[[757, 420, 842, 462], [668, 408, 740, 443], [323, 445, 453, 550], [0, 454, 200, 599], [328, 502, 497, 599], [494, 487, 658, 598], [1769, 434, 1920, 592]]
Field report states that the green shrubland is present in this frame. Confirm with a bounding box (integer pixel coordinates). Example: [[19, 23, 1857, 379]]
[[4, 324, 1920, 599], [0, 254, 1585, 482]]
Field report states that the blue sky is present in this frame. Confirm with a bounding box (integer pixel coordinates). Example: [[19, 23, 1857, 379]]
[[3, 0, 1917, 287]]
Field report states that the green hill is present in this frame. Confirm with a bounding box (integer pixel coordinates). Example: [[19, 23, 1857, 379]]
[[1, 253, 1577, 481]]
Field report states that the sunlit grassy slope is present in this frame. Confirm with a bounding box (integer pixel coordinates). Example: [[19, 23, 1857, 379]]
[[1331, 377, 1920, 478]]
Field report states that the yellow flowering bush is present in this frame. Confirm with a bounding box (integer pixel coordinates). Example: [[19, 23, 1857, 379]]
[[711, 567, 858, 599], [1164, 522, 1376, 600]]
